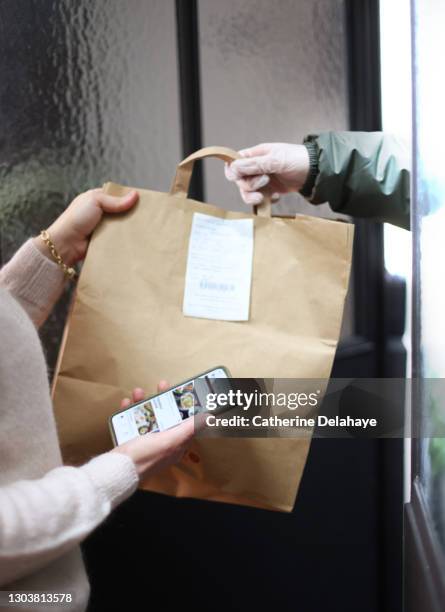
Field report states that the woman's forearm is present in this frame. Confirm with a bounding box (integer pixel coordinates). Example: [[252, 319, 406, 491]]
[[0, 239, 66, 327], [0, 452, 138, 586]]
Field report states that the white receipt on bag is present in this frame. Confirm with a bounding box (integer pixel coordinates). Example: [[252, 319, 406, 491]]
[[183, 212, 254, 321]]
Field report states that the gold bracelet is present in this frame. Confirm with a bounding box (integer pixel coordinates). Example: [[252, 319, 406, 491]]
[[39, 230, 77, 280]]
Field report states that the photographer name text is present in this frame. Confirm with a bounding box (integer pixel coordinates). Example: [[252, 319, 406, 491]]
[[205, 414, 378, 429]]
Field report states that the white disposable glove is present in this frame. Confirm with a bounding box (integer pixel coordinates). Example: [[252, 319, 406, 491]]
[[224, 143, 310, 205]]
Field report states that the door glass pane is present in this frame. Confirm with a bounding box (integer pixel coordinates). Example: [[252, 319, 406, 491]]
[[198, 0, 348, 216], [0, 0, 181, 372], [413, 0, 445, 549]]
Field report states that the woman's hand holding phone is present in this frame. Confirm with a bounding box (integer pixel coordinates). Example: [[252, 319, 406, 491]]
[[110, 381, 196, 480]]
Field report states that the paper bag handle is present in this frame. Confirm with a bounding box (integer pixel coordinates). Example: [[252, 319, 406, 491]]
[[169, 145, 271, 218]]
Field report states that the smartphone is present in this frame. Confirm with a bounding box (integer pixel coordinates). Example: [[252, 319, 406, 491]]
[[109, 366, 231, 446]]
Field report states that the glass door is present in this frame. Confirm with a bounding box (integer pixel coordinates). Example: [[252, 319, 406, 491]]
[[405, 0, 445, 609]]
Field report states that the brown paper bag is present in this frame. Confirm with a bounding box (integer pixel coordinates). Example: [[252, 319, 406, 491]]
[[52, 146, 353, 512]]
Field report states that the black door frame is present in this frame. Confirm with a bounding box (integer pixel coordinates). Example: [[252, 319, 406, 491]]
[[344, 4, 404, 612]]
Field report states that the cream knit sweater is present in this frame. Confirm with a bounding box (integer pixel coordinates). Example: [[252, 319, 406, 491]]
[[0, 239, 139, 611]]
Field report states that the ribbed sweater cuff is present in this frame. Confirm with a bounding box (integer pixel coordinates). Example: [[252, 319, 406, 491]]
[[0, 238, 66, 313], [299, 137, 320, 199], [82, 452, 139, 511]]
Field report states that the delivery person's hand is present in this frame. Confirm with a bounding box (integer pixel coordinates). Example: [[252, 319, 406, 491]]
[[111, 381, 196, 480], [224, 143, 310, 205], [33, 188, 139, 266]]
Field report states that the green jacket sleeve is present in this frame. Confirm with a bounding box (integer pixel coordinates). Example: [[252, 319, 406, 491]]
[[303, 132, 410, 230]]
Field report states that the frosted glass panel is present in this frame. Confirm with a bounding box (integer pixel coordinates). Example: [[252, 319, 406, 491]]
[[198, 0, 348, 217], [0, 0, 181, 369]]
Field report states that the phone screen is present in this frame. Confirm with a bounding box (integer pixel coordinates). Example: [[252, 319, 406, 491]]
[[110, 367, 229, 445]]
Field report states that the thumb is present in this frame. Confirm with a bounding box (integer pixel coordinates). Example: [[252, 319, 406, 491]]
[[95, 190, 139, 213], [160, 414, 196, 445]]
